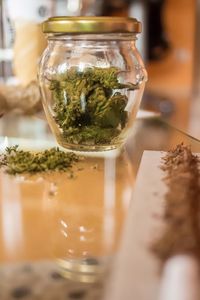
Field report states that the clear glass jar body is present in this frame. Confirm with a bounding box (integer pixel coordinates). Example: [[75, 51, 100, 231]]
[[39, 33, 147, 151]]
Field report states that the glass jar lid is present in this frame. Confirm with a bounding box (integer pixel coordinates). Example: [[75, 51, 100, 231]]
[[42, 16, 141, 34]]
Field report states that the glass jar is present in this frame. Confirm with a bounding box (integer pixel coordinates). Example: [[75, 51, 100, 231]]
[[39, 17, 147, 151]]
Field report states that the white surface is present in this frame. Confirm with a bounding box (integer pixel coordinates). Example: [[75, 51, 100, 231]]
[[104, 151, 167, 300], [104, 151, 200, 300], [159, 255, 200, 300]]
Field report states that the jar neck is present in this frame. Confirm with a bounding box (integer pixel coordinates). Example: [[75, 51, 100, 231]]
[[46, 33, 137, 42]]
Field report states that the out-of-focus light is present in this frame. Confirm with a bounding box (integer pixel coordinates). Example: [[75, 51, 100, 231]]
[[61, 229, 68, 238], [67, 0, 80, 13], [61, 219, 68, 228]]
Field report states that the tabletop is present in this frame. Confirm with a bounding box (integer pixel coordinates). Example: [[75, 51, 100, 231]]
[[0, 112, 200, 300]]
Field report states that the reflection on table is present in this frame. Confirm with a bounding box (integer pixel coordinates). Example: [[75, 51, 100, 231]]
[[0, 143, 133, 266]]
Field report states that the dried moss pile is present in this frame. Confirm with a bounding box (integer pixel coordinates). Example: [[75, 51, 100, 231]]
[[0, 146, 80, 175], [153, 144, 200, 260]]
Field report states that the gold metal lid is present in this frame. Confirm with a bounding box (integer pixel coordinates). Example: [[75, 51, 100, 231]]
[[42, 16, 141, 34]]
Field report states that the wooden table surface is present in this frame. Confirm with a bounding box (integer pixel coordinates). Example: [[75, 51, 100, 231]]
[[0, 114, 200, 299]]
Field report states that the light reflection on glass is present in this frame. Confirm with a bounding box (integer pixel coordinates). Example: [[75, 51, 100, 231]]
[[122, 187, 132, 211], [68, 249, 74, 254], [103, 157, 116, 252], [61, 229, 68, 238], [79, 225, 93, 233], [80, 235, 87, 242], [0, 136, 8, 153], [61, 219, 68, 228], [1, 174, 23, 257], [79, 226, 85, 232]]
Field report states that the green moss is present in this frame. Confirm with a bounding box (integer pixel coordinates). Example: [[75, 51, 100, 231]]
[[49, 67, 139, 145], [0, 146, 80, 175]]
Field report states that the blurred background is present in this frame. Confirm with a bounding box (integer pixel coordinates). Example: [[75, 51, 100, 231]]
[[0, 0, 199, 139]]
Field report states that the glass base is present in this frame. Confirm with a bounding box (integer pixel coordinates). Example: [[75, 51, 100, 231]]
[[56, 137, 122, 152], [57, 257, 111, 283]]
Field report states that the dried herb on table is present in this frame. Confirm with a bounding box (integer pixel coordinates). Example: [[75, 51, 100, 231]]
[[49, 67, 139, 145], [152, 144, 200, 261], [0, 145, 80, 175]]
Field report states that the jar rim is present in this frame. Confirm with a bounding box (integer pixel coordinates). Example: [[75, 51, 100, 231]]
[[42, 16, 141, 34]]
